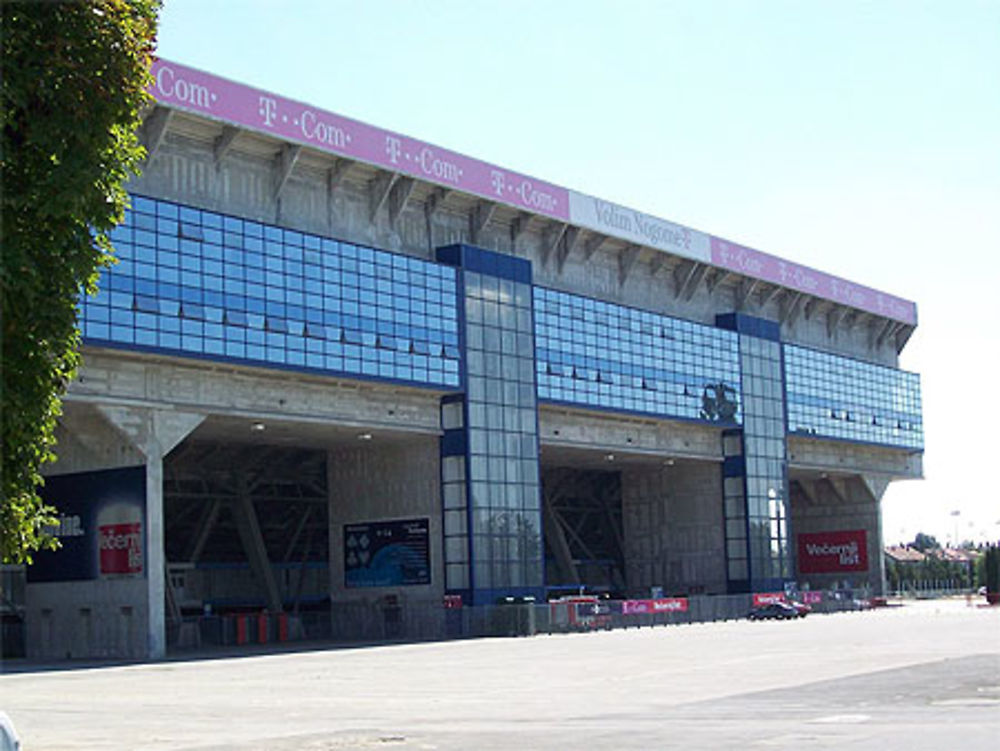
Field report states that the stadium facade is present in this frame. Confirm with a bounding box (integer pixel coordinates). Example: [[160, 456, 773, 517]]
[[20, 60, 922, 659]]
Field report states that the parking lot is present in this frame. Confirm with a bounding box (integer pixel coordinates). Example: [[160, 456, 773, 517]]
[[2, 598, 998, 750]]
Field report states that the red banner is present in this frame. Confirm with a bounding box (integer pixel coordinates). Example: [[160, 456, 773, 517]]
[[753, 592, 786, 606], [797, 530, 868, 573]]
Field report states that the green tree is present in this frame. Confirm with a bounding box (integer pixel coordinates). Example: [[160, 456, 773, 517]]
[[911, 532, 940, 553], [1, 1, 159, 562]]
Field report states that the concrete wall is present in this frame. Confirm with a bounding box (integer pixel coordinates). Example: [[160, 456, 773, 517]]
[[26, 579, 147, 660], [790, 474, 887, 594], [621, 460, 727, 597], [327, 437, 444, 639], [539, 407, 723, 462], [788, 436, 922, 480]]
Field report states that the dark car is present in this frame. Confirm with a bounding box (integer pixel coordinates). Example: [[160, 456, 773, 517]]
[[747, 601, 804, 620]]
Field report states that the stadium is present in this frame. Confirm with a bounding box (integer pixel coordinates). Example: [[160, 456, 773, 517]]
[[14, 59, 923, 660]]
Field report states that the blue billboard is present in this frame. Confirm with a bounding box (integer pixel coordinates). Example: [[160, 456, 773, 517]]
[[344, 518, 431, 588]]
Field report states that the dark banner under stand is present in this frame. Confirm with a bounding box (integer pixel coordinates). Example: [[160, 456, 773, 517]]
[[29, 466, 147, 583], [344, 518, 431, 588]]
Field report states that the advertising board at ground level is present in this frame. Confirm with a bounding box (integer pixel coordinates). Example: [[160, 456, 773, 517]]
[[28, 466, 146, 583], [344, 518, 431, 588]]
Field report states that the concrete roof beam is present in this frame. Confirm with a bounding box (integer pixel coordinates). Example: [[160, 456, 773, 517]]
[[541, 222, 568, 267], [212, 125, 241, 168], [140, 106, 173, 161], [735, 278, 759, 310], [469, 200, 497, 245], [582, 233, 608, 262], [273, 144, 302, 202], [368, 170, 399, 223], [388, 176, 417, 228], [556, 226, 582, 272], [618, 244, 642, 286]]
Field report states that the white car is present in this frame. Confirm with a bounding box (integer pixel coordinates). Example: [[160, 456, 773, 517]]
[[0, 712, 20, 751]]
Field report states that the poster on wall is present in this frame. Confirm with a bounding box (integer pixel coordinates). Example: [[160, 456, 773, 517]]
[[344, 518, 431, 588], [28, 466, 146, 583], [797, 530, 868, 574]]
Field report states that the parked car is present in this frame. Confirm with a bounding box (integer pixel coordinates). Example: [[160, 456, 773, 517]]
[[787, 600, 812, 616], [747, 602, 805, 620]]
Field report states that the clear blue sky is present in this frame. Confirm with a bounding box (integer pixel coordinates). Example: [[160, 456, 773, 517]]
[[157, 0, 1000, 545]]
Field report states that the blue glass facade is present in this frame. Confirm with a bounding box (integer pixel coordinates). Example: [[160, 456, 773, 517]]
[[534, 288, 742, 424], [784, 344, 923, 450], [79, 193, 923, 600], [437, 245, 543, 604], [84, 196, 460, 389]]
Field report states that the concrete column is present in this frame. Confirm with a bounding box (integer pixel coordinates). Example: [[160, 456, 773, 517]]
[[789, 474, 889, 595], [98, 406, 204, 659]]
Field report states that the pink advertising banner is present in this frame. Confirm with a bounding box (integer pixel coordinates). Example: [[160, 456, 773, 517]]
[[711, 237, 917, 326], [148, 59, 570, 221], [148, 59, 917, 326], [620, 597, 689, 615]]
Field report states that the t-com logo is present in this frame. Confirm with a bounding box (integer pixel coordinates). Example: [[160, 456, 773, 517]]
[[797, 530, 868, 573]]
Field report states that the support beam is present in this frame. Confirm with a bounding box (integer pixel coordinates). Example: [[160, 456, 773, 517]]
[[760, 283, 784, 309], [673, 261, 707, 300], [826, 477, 849, 506], [803, 297, 819, 321], [872, 318, 897, 349], [648, 253, 665, 277], [213, 125, 240, 168], [555, 226, 582, 272], [895, 324, 915, 353], [510, 211, 533, 245], [273, 144, 302, 202], [860, 474, 890, 502], [327, 157, 353, 194], [283, 506, 313, 563], [780, 292, 805, 326], [233, 479, 283, 614], [469, 200, 497, 244], [424, 187, 451, 222], [140, 106, 173, 161], [369, 170, 399, 223], [582, 233, 607, 262], [736, 278, 759, 310], [707, 269, 731, 293], [826, 306, 847, 337], [185, 498, 222, 564], [327, 158, 353, 230], [97, 406, 205, 660], [618, 244, 641, 285], [388, 176, 417, 228], [541, 222, 568, 267], [543, 494, 580, 586]]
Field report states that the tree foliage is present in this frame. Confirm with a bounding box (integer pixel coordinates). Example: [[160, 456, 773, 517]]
[[910, 532, 940, 553], [1, 1, 159, 562]]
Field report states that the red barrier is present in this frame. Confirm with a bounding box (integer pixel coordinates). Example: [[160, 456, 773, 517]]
[[235, 615, 248, 645], [278, 613, 288, 642], [257, 612, 268, 643]]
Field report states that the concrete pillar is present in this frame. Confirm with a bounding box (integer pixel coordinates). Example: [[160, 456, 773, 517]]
[[789, 474, 889, 595], [97, 406, 204, 658]]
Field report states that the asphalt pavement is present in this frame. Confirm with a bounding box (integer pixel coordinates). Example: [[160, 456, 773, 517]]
[[1, 598, 998, 750]]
